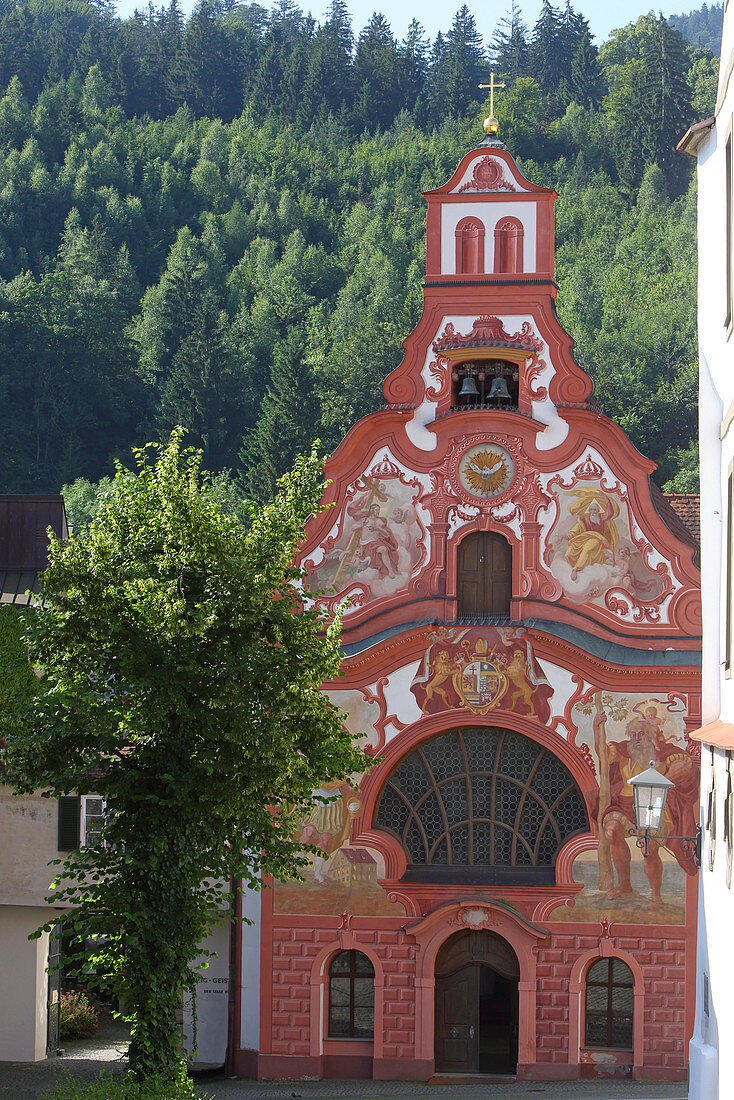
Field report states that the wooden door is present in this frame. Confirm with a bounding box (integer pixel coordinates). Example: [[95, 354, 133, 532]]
[[435, 965, 479, 1073], [457, 532, 511, 617]]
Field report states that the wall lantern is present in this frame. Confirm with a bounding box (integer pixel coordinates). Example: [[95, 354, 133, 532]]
[[628, 761, 701, 867]]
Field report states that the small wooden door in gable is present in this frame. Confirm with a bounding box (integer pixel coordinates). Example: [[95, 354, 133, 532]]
[[457, 532, 511, 618]]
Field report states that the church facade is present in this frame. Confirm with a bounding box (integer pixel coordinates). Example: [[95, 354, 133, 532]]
[[230, 134, 702, 1083]]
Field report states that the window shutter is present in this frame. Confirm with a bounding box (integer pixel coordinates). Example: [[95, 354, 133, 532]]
[[58, 796, 80, 850]]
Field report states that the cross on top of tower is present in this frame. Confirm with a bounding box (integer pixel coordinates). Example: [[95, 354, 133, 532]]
[[478, 71, 506, 137]]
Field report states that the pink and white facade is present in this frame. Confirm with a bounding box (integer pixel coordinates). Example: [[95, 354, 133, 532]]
[[227, 135, 702, 1083]]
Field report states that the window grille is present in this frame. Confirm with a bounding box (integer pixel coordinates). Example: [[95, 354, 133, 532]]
[[374, 727, 588, 884], [328, 951, 375, 1039], [584, 957, 634, 1049]]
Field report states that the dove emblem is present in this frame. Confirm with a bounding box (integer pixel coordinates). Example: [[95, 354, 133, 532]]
[[460, 446, 514, 497]]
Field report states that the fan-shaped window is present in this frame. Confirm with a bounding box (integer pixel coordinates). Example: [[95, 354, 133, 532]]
[[494, 217, 524, 273], [374, 727, 589, 884], [455, 217, 486, 274], [585, 958, 634, 1049], [328, 950, 375, 1039]]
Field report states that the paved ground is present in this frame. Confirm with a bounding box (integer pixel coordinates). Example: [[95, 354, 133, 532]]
[[0, 1025, 688, 1100], [202, 1078, 688, 1100]]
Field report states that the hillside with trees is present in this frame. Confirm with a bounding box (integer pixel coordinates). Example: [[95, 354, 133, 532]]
[[670, 2, 723, 53], [0, 0, 718, 502]]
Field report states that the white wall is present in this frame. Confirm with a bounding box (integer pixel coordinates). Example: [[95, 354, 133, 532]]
[[689, 10, 734, 1097], [440, 202, 537, 274], [0, 908, 49, 1061], [183, 917, 230, 1067]]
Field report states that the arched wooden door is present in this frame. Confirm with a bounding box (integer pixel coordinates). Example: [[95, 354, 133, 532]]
[[435, 930, 519, 1075], [457, 532, 511, 617]]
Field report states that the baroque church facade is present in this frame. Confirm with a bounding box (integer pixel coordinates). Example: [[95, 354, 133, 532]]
[[230, 132, 702, 1083]]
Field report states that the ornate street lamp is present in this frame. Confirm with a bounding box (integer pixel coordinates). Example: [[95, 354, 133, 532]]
[[628, 762, 702, 867]]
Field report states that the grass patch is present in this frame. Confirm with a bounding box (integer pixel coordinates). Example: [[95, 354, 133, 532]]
[[40, 1069, 210, 1099]]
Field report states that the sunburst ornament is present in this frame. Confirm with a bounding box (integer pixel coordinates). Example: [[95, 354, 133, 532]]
[[460, 445, 514, 498]]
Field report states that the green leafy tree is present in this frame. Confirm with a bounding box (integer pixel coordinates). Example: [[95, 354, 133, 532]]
[[1, 429, 367, 1082]]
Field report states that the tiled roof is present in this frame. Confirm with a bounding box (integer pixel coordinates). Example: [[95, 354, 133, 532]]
[[690, 720, 734, 749], [0, 496, 67, 604], [648, 481, 699, 555], [337, 848, 376, 865], [663, 494, 700, 544]]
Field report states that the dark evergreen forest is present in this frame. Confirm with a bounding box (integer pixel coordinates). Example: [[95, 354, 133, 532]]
[[671, 2, 722, 52], [0, 0, 719, 514]]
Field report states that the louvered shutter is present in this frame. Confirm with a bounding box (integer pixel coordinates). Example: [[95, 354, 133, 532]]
[[57, 796, 80, 850]]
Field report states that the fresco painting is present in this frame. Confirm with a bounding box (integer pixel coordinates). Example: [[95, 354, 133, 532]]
[[273, 781, 405, 916], [549, 692, 698, 925], [306, 471, 427, 608], [545, 482, 668, 610], [411, 625, 553, 722], [325, 687, 382, 752]]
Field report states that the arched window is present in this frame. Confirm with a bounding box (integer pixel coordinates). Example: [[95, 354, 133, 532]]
[[455, 217, 486, 274], [457, 531, 511, 618], [328, 951, 375, 1038], [374, 727, 589, 884], [494, 217, 524, 273], [585, 958, 634, 1049]]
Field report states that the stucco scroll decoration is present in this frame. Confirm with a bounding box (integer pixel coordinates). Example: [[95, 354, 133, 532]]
[[426, 317, 549, 406], [457, 156, 516, 193], [448, 907, 495, 929], [425, 355, 450, 401], [434, 316, 542, 355], [418, 471, 461, 525]]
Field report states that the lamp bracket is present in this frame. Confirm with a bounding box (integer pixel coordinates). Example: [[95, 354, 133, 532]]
[[626, 824, 702, 869]]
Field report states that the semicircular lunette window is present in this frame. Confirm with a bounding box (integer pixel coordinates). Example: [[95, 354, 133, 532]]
[[373, 727, 589, 884]]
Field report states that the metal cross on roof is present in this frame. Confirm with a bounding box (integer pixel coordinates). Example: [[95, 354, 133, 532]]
[[478, 71, 506, 118]]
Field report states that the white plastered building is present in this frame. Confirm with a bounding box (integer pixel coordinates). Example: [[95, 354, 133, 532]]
[[679, 8, 734, 1098]]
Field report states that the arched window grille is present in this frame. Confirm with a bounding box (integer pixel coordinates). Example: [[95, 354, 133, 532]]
[[584, 958, 634, 1049], [374, 727, 588, 884], [455, 217, 486, 274], [328, 951, 375, 1039], [494, 217, 524, 273]]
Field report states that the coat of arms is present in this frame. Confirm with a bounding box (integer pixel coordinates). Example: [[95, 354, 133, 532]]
[[411, 627, 553, 721], [454, 644, 508, 714]]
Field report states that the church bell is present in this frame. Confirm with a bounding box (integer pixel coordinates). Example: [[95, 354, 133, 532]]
[[459, 375, 480, 398], [488, 375, 511, 402]]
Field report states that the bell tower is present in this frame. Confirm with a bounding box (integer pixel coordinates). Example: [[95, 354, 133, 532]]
[[383, 127, 592, 436]]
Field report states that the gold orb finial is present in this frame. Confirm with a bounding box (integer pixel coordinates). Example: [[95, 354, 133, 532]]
[[484, 115, 499, 136]]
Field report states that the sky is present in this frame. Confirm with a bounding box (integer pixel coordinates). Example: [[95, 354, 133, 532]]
[[113, 0, 699, 45]]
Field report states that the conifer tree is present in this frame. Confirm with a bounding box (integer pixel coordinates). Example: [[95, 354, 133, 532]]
[[530, 0, 564, 94], [570, 31, 606, 110], [354, 13, 401, 132], [639, 14, 693, 194], [240, 327, 318, 501], [0, 75, 30, 148], [442, 6, 485, 119], [299, 0, 353, 122], [400, 19, 429, 116], [491, 1, 528, 82]]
